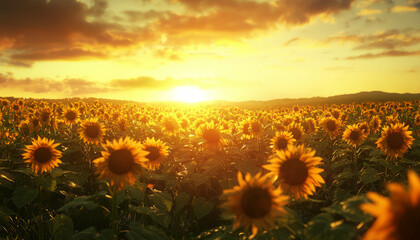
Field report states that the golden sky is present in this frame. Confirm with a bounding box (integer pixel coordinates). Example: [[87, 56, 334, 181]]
[[0, 0, 420, 102]]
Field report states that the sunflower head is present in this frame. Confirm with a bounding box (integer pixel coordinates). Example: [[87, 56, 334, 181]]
[[321, 117, 341, 138], [22, 137, 62, 174], [62, 108, 79, 125], [361, 170, 420, 240], [376, 123, 414, 158], [249, 119, 264, 138], [141, 137, 170, 170], [287, 123, 304, 141], [161, 116, 179, 135], [264, 145, 325, 199], [358, 122, 370, 136], [370, 116, 382, 134], [221, 172, 289, 237], [271, 131, 295, 152], [342, 124, 366, 147], [196, 122, 225, 149], [79, 118, 106, 145], [94, 137, 148, 190]]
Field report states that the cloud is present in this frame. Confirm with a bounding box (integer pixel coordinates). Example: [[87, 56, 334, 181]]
[[323, 29, 420, 50], [10, 48, 107, 62], [283, 38, 301, 46], [358, 8, 382, 16], [345, 50, 420, 59], [391, 6, 418, 12], [0, 0, 358, 65], [0, 73, 109, 95], [110, 76, 208, 89]]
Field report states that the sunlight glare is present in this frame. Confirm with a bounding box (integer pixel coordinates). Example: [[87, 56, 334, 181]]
[[171, 86, 207, 103]]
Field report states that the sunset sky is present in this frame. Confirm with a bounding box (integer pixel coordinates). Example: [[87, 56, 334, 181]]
[[1, 0, 420, 102]]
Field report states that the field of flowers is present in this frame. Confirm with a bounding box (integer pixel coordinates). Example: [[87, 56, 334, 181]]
[[0, 98, 419, 240]]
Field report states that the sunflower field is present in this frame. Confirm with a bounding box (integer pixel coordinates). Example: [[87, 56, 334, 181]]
[[0, 98, 419, 240]]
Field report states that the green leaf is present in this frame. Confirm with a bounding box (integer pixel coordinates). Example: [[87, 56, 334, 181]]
[[323, 195, 372, 223], [305, 213, 355, 240], [58, 196, 98, 212], [97, 229, 114, 240], [126, 222, 169, 240], [192, 173, 209, 187], [305, 213, 333, 240], [359, 167, 380, 184], [12, 185, 39, 208], [0, 205, 15, 225], [175, 192, 191, 214], [150, 191, 173, 212], [149, 211, 171, 229], [48, 214, 74, 240], [72, 227, 97, 240], [192, 197, 214, 220]]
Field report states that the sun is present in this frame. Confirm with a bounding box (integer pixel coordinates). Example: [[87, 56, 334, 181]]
[[170, 86, 207, 103]]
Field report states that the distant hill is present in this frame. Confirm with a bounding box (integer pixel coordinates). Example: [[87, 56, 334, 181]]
[[204, 91, 420, 108], [2, 91, 420, 108]]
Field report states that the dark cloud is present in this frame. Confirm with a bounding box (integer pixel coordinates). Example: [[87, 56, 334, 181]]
[[10, 48, 107, 61], [345, 50, 420, 59], [110, 76, 207, 89], [0, 73, 212, 96], [0, 73, 109, 95], [0, 0, 357, 65], [323, 29, 420, 50]]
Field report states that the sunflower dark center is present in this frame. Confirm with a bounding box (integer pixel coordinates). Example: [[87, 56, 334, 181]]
[[203, 129, 221, 144], [350, 130, 360, 141], [290, 128, 302, 141], [145, 146, 161, 161], [241, 187, 272, 218], [108, 149, 135, 175], [280, 158, 308, 185], [395, 204, 420, 240], [386, 132, 404, 150], [85, 124, 101, 139], [326, 120, 337, 132], [33, 147, 53, 163], [276, 138, 288, 150], [13, 105, 19, 110], [251, 122, 261, 133], [243, 123, 250, 135], [65, 111, 76, 121], [41, 112, 50, 122], [165, 121, 175, 131]]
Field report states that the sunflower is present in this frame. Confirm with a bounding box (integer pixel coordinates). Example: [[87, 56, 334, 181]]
[[196, 122, 225, 149], [240, 120, 252, 139], [78, 118, 106, 145], [342, 124, 366, 147], [264, 145, 324, 199], [271, 131, 295, 152], [63, 108, 79, 125], [161, 116, 179, 135], [376, 123, 414, 158], [361, 170, 420, 240], [371, 116, 382, 134], [22, 137, 62, 174], [221, 172, 289, 237], [321, 117, 341, 138], [249, 119, 264, 138], [141, 137, 170, 170], [287, 123, 304, 141], [93, 137, 148, 190], [358, 122, 370, 136], [303, 118, 317, 134], [39, 107, 52, 125]]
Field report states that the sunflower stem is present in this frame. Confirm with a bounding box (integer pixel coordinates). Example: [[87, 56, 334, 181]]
[[284, 224, 297, 237], [353, 146, 358, 172], [110, 187, 119, 240]]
